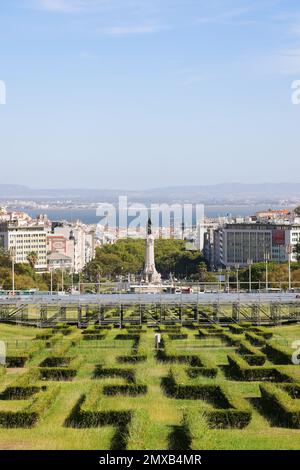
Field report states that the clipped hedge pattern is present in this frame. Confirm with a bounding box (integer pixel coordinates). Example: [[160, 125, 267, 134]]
[[0, 386, 60, 428], [259, 383, 300, 428], [264, 343, 292, 365]]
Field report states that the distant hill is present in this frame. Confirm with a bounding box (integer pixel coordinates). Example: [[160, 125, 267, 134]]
[[0, 183, 300, 204]]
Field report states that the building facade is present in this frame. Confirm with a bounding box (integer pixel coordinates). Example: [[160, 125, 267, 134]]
[[214, 223, 300, 268], [0, 221, 47, 271]]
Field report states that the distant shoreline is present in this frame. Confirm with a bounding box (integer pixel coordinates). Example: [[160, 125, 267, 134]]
[[11, 204, 293, 225]]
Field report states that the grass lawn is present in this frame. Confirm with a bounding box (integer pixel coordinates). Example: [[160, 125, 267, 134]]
[[0, 322, 300, 450]]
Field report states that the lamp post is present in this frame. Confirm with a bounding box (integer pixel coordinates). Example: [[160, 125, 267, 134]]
[[10, 247, 16, 296], [286, 244, 292, 292], [50, 268, 53, 296], [226, 267, 230, 293], [247, 258, 253, 293], [61, 268, 64, 293], [264, 252, 270, 293], [235, 263, 240, 293]]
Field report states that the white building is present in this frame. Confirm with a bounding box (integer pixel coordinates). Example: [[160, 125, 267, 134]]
[[214, 223, 300, 268], [51, 222, 95, 273], [0, 221, 47, 271]]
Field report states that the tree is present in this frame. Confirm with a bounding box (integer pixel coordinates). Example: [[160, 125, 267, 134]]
[[84, 238, 205, 281], [0, 249, 11, 268], [294, 243, 300, 262], [294, 206, 300, 216], [26, 252, 38, 269]]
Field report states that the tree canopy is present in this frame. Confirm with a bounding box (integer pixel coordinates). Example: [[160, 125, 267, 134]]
[[84, 238, 206, 280]]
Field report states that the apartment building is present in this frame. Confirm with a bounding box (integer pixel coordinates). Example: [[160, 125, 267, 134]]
[[0, 221, 47, 271], [50, 222, 95, 273], [214, 223, 300, 268]]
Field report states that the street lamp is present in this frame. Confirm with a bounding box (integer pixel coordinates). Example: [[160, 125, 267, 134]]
[[10, 247, 16, 296], [286, 244, 293, 292], [264, 252, 270, 293], [247, 258, 253, 293], [50, 268, 53, 295], [226, 267, 230, 293], [235, 263, 240, 293]]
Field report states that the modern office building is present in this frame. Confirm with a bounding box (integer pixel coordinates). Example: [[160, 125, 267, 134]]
[[0, 221, 47, 271], [213, 223, 300, 268]]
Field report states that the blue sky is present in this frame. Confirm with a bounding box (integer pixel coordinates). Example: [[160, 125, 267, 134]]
[[0, 0, 300, 189]]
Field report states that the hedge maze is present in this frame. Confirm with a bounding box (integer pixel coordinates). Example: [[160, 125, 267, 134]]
[[0, 320, 300, 449]]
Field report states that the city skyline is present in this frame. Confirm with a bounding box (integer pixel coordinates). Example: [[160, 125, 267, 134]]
[[1, 0, 300, 189]]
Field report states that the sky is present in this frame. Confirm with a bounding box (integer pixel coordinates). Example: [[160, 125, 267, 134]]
[[0, 0, 300, 189]]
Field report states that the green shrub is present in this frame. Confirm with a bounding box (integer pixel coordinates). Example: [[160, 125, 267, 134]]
[[65, 385, 132, 429], [0, 386, 60, 428], [35, 329, 53, 340], [221, 332, 243, 346], [238, 340, 266, 366], [264, 343, 292, 365], [245, 332, 266, 347], [82, 334, 106, 341], [250, 327, 273, 340], [6, 356, 28, 368], [103, 384, 147, 396], [117, 355, 147, 364], [93, 366, 135, 383], [227, 353, 294, 382], [39, 357, 81, 381], [187, 366, 218, 379], [228, 324, 244, 335], [0, 369, 41, 399], [40, 357, 71, 367], [157, 349, 202, 367], [163, 368, 251, 429], [168, 334, 188, 340], [260, 383, 300, 428]]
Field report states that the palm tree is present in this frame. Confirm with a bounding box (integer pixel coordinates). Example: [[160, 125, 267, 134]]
[[27, 251, 38, 269]]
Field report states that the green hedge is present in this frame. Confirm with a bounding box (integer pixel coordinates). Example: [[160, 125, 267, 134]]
[[245, 332, 266, 347], [0, 369, 42, 399], [82, 334, 106, 341], [186, 366, 218, 379], [6, 356, 28, 368], [238, 340, 266, 366], [228, 324, 244, 335], [93, 366, 135, 383], [168, 334, 188, 340], [221, 332, 243, 346], [40, 357, 71, 367], [198, 328, 221, 338], [227, 353, 294, 382], [39, 357, 81, 381], [157, 349, 202, 367], [65, 387, 132, 429], [250, 327, 273, 340], [117, 355, 147, 364], [164, 368, 251, 429], [260, 383, 300, 428], [0, 386, 60, 428], [103, 384, 147, 396], [35, 329, 53, 340], [264, 343, 292, 365]]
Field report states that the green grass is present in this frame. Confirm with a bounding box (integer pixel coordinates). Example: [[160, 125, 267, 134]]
[[0, 322, 300, 449]]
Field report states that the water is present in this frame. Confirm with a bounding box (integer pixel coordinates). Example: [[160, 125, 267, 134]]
[[22, 204, 290, 225]]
